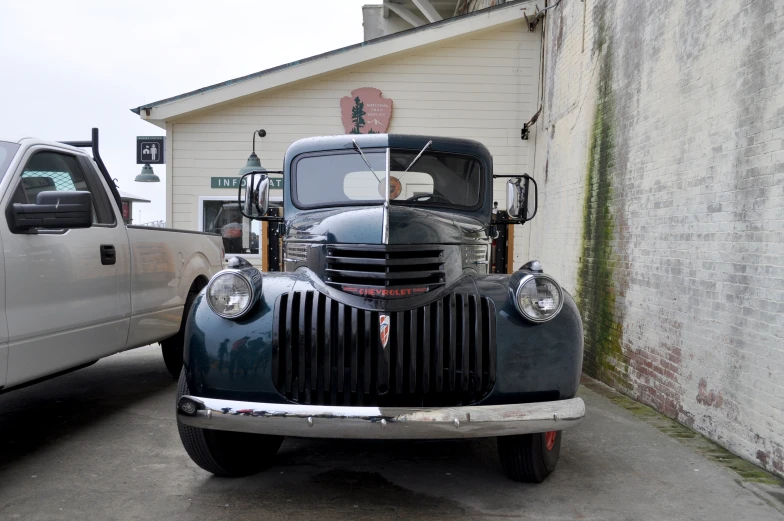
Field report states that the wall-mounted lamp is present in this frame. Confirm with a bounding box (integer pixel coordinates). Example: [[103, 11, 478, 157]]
[[239, 129, 268, 175], [135, 163, 160, 182]]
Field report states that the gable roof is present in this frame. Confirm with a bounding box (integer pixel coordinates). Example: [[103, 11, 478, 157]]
[[131, 0, 533, 127]]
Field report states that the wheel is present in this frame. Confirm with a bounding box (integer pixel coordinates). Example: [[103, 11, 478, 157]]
[[497, 430, 561, 483], [176, 368, 284, 477], [161, 284, 201, 378], [161, 337, 184, 378]]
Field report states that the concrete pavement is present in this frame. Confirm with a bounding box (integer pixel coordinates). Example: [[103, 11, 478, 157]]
[[0, 345, 782, 520]]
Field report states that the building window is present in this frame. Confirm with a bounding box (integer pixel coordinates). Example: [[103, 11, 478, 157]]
[[201, 199, 260, 258]]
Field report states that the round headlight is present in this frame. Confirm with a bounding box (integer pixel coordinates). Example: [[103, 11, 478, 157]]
[[206, 270, 254, 319], [514, 274, 564, 323]]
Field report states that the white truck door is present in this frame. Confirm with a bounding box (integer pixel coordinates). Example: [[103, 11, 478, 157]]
[[0, 142, 13, 389], [0, 230, 7, 389], [0, 146, 131, 388]]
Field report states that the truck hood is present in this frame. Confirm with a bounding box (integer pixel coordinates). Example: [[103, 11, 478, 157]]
[[287, 206, 488, 244]]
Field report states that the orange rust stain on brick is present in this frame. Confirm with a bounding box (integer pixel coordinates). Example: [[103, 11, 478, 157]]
[[696, 378, 724, 408], [756, 450, 769, 466]]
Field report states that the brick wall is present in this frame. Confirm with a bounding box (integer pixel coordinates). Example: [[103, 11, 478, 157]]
[[528, 0, 784, 476]]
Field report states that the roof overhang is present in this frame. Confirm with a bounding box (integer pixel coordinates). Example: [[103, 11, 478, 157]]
[[119, 190, 151, 203], [132, 0, 535, 128]]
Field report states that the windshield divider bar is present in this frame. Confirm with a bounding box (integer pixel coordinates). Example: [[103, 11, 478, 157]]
[[382, 148, 390, 245]]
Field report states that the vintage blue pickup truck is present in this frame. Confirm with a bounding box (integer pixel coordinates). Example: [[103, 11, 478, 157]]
[[175, 134, 585, 482]]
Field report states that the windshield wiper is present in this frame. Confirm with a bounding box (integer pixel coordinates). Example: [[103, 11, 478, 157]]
[[352, 139, 381, 182], [398, 140, 432, 181]]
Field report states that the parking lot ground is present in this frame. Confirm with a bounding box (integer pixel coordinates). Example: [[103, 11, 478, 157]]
[[1, 344, 782, 521]]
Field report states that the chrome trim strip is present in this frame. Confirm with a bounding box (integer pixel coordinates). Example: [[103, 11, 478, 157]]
[[382, 147, 390, 244], [177, 396, 585, 439]]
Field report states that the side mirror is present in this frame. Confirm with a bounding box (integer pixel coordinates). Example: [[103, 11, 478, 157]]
[[506, 178, 523, 218], [505, 175, 538, 222], [240, 172, 269, 219], [11, 191, 93, 232]]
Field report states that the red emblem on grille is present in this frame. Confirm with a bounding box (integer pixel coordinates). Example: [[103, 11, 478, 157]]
[[379, 314, 391, 349]]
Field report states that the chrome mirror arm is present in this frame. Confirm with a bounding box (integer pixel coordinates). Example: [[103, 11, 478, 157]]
[[352, 139, 382, 182]]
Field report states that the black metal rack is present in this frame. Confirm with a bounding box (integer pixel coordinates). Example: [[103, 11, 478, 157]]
[[59, 128, 123, 211]]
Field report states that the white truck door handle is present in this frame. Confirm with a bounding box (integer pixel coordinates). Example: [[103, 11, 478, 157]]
[[100, 244, 116, 266]]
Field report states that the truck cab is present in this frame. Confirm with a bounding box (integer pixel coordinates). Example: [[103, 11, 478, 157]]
[[176, 134, 585, 483], [0, 130, 224, 392]]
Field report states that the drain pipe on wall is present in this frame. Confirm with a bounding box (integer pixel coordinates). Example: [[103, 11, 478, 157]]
[[523, 0, 562, 260]]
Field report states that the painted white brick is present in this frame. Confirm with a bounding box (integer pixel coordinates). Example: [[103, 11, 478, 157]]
[[529, 0, 784, 477]]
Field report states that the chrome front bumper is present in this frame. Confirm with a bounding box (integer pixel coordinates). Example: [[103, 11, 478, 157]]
[[177, 396, 585, 439]]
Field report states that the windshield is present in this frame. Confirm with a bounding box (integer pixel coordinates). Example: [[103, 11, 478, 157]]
[[293, 149, 482, 209], [0, 142, 20, 177]]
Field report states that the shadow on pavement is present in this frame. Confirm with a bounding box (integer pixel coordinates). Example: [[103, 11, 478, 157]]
[[184, 437, 511, 519], [0, 347, 175, 470]]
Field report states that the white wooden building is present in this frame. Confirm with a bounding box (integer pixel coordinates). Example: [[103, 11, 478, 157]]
[[133, 0, 541, 267]]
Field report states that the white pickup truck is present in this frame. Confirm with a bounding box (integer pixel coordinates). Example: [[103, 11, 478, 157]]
[[0, 129, 224, 392]]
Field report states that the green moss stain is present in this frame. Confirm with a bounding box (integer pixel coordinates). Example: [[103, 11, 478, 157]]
[[580, 380, 784, 486], [577, 11, 630, 391]]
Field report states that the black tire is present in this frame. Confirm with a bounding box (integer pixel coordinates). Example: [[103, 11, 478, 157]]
[[497, 431, 561, 483], [176, 368, 284, 477], [161, 283, 202, 378], [161, 337, 184, 378]]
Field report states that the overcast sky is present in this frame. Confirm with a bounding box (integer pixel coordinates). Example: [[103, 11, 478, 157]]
[[0, 0, 380, 223]]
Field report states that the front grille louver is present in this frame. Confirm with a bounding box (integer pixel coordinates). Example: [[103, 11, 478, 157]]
[[325, 246, 446, 291], [272, 291, 496, 407]]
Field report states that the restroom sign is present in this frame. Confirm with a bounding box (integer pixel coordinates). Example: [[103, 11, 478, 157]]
[[136, 136, 165, 165]]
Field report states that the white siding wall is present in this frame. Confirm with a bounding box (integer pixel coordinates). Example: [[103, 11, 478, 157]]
[[169, 20, 541, 265]]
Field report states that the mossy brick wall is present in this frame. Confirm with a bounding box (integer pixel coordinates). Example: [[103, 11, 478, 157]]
[[529, 0, 784, 477]]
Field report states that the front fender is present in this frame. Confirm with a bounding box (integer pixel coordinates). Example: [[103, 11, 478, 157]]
[[472, 275, 584, 405], [180, 252, 214, 287], [183, 271, 303, 402]]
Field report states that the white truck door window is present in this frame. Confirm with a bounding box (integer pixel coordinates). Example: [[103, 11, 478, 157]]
[[1, 150, 131, 387]]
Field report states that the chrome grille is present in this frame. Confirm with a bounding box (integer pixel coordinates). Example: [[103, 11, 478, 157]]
[[271, 291, 497, 407], [284, 243, 308, 262], [463, 245, 489, 265]]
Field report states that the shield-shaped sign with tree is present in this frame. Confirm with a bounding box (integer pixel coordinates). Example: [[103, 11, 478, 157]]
[[340, 88, 393, 134]]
